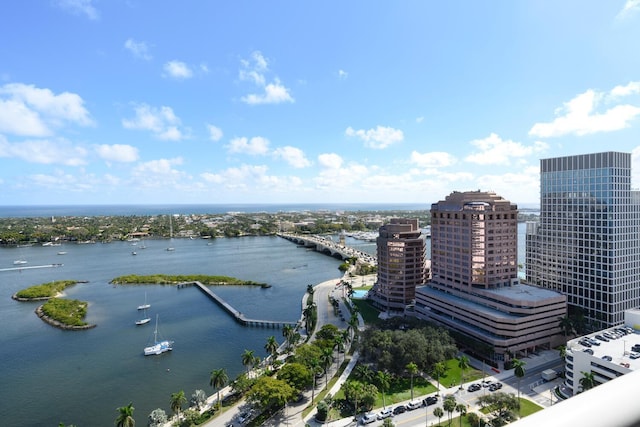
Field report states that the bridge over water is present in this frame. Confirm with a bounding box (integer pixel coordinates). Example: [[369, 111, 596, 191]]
[[277, 232, 377, 265]]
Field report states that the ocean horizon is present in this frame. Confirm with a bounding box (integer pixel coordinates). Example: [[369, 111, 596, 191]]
[[0, 202, 540, 218]]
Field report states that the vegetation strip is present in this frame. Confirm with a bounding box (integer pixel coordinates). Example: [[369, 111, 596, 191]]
[[12, 280, 79, 301], [110, 274, 268, 287], [36, 298, 95, 330]]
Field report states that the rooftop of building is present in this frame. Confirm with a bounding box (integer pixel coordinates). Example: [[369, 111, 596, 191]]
[[567, 326, 640, 369], [417, 281, 563, 319]]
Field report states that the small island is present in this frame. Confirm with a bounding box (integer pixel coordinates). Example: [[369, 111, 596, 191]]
[[110, 274, 270, 287], [12, 280, 95, 330], [12, 280, 80, 301]]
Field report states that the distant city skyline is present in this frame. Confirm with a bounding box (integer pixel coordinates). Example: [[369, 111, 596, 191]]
[[1, 1, 639, 206]]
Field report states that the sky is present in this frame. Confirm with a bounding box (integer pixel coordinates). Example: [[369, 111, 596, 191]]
[[1, 1, 640, 207]]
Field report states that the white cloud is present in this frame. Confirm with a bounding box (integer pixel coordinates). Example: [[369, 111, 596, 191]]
[[239, 51, 294, 105], [610, 81, 640, 98], [239, 51, 268, 86], [409, 151, 456, 168], [122, 104, 185, 141], [226, 136, 270, 155], [201, 164, 302, 193], [207, 124, 223, 142], [465, 133, 548, 165], [273, 146, 311, 168], [131, 157, 186, 187], [314, 162, 369, 190], [617, 0, 640, 20], [0, 83, 93, 136], [529, 85, 640, 137], [124, 39, 152, 60], [56, 0, 99, 20], [338, 69, 348, 80], [318, 153, 343, 169], [345, 125, 404, 149], [95, 144, 139, 163], [163, 61, 193, 79], [241, 80, 294, 105], [0, 137, 87, 166]]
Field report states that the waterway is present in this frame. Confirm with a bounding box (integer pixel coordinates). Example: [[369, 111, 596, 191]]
[[0, 236, 344, 427]]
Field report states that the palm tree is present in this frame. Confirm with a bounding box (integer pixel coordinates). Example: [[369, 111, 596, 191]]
[[558, 345, 567, 359], [558, 315, 574, 337], [309, 357, 320, 403], [432, 361, 447, 395], [579, 371, 596, 392], [455, 403, 467, 427], [241, 349, 256, 374], [348, 313, 359, 341], [169, 390, 186, 420], [115, 402, 135, 427], [512, 358, 526, 408], [302, 303, 317, 334], [282, 324, 294, 352], [456, 355, 470, 389], [375, 371, 391, 409], [443, 395, 456, 425], [306, 284, 315, 298], [209, 368, 229, 406], [320, 346, 334, 388], [334, 334, 345, 366], [406, 361, 418, 401], [433, 407, 444, 426], [264, 335, 279, 366]]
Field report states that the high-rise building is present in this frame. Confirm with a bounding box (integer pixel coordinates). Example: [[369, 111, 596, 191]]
[[526, 152, 640, 329], [368, 218, 428, 313], [415, 191, 566, 361]]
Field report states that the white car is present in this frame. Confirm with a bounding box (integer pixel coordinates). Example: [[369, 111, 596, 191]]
[[377, 408, 393, 420], [360, 413, 377, 424], [406, 400, 422, 410]]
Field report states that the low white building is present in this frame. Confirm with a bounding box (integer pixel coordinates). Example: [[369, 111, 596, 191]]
[[564, 309, 640, 396]]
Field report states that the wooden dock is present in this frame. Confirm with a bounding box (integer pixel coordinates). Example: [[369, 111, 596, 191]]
[[185, 281, 297, 329]]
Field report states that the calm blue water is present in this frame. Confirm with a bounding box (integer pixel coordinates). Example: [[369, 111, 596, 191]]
[[0, 236, 343, 427]]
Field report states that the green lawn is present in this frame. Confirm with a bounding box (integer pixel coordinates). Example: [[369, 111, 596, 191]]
[[351, 299, 381, 325], [436, 358, 485, 389]]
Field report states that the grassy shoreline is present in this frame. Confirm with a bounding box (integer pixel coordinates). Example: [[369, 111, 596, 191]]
[[110, 274, 269, 287]]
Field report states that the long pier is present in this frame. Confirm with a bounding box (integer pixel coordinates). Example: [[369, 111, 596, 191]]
[[185, 281, 298, 329]]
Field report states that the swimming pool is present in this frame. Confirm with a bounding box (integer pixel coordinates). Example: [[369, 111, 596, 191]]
[[351, 289, 369, 299]]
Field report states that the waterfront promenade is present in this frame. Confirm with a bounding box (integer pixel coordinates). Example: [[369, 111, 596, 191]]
[[198, 273, 365, 427]]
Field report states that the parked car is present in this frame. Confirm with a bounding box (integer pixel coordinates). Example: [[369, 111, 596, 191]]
[[424, 396, 439, 405], [629, 352, 640, 359], [583, 348, 594, 355], [360, 413, 377, 424], [377, 408, 393, 420], [602, 355, 612, 361], [467, 383, 481, 392], [406, 400, 423, 410], [393, 405, 407, 415]]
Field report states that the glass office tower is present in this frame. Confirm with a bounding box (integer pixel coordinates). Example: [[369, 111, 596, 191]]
[[526, 152, 640, 328]]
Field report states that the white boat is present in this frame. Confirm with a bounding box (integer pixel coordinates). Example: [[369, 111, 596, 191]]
[[131, 251, 137, 256], [13, 260, 27, 265], [136, 307, 151, 325], [143, 315, 173, 356], [137, 293, 150, 310], [57, 251, 67, 255]]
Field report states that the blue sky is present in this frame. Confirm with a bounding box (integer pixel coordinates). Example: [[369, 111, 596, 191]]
[[1, 1, 640, 207]]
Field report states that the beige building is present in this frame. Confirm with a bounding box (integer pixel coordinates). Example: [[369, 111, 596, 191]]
[[368, 218, 429, 313], [414, 191, 567, 361]]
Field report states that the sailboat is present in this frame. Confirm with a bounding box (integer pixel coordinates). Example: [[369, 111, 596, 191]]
[[143, 315, 173, 356], [135, 307, 151, 325], [137, 293, 150, 310]]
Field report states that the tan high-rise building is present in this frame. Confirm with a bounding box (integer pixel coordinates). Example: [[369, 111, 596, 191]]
[[415, 190, 567, 362], [369, 218, 428, 313]]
